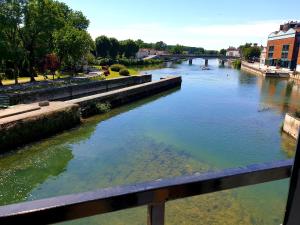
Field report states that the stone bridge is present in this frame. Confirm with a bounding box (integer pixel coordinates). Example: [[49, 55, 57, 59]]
[[156, 54, 240, 66]]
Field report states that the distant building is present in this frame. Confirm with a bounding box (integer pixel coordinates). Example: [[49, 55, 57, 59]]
[[266, 21, 300, 70], [226, 47, 240, 57], [136, 48, 151, 59], [260, 47, 267, 67], [136, 48, 168, 59]]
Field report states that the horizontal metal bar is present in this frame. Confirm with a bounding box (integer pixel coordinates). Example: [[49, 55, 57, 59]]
[[0, 160, 293, 225]]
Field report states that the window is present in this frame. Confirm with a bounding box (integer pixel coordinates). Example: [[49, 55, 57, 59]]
[[269, 46, 274, 52], [268, 52, 273, 58], [281, 52, 288, 59], [282, 45, 289, 52], [281, 45, 289, 60]]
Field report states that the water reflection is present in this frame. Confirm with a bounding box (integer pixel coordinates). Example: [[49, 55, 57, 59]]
[[259, 78, 300, 114]]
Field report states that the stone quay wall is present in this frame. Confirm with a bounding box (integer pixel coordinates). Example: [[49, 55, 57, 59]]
[[7, 75, 152, 105], [283, 113, 300, 139], [68, 76, 182, 117]]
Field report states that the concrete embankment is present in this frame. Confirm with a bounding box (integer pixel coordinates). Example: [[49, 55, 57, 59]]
[[241, 63, 264, 76], [283, 113, 300, 139], [0, 102, 80, 152], [0, 76, 182, 152], [241, 62, 290, 78], [5, 75, 151, 105], [68, 76, 182, 117]]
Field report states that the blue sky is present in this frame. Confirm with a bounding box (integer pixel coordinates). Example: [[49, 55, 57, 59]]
[[61, 0, 299, 50]]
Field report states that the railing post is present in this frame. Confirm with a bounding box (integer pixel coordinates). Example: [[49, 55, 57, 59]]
[[147, 203, 165, 225], [283, 129, 300, 225]]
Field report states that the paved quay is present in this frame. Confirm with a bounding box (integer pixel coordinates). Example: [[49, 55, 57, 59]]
[[0, 102, 78, 126]]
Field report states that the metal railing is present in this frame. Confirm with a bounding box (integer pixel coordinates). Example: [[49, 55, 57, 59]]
[[0, 159, 294, 225]]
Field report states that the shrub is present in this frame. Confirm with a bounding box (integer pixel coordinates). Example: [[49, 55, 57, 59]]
[[232, 59, 241, 69], [99, 58, 114, 66], [110, 64, 125, 72], [119, 69, 130, 76], [96, 102, 111, 113]]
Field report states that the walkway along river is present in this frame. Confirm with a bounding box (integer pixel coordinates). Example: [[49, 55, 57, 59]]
[[0, 59, 300, 224]]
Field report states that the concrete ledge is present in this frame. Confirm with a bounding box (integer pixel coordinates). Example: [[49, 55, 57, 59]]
[[0, 105, 41, 119], [67, 76, 182, 117], [283, 113, 300, 139], [241, 63, 264, 76], [0, 102, 80, 152]]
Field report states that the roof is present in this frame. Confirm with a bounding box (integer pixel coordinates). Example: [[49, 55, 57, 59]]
[[268, 28, 297, 40]]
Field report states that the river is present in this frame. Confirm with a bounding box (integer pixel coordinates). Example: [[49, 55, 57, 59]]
[[0, 59, 299, 224]]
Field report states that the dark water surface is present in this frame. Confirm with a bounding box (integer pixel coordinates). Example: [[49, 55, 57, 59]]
[[1, 59, 299, 224]]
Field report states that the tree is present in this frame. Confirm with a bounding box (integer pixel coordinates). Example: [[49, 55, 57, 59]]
[[121, 39, 139, 58], [21, 0, 68, 81], [219, 49, 227, 56], [154, 41, 167, 51], [53, 25, 94, 72], [0, 0, 27, 84], [109, 37, 120, 59], [44, 53, 60, 80], [0, 0, 93, 83], [242, 46, 261, 60], [95, 35, 111, 58], [171, 44, 184, 54]]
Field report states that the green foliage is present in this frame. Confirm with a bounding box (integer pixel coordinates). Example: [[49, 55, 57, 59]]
[[99, 58, 114, 66], [109, 37, 120, 59], [171, 44, 184, 54], [53, 25, 94, 70], [239, 43, 261, 60], [120, 39, 139, 58], [119, 69, 130, 76], [154, 41, 167, 51], [219, 49, 227, 56], [110, 64, 125, 72], [0, 0, 92, 81], [96, 102, 111, 113], [95, 35, 111, 58], [232, 59, 241, 69], [86, 53, 97, 65]]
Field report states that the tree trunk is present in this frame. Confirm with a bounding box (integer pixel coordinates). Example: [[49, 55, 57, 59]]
[[14, 64, 19, 85]]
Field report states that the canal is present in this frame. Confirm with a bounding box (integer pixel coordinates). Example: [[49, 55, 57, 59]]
[[0, 59, 299, 224]]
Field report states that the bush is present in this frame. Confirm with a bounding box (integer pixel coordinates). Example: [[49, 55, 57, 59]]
[[119, 69, 130, 76], [110, 64, 125, 72], [99, 58, 114, 66], [232, 59, 241, 69], [96, 102, 111, 113]]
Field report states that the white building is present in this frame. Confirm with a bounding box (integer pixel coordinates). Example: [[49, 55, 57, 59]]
[[260, 47, 267, 67], [226, 47, 240, 57], [136, 48, 151, 59], [136, 49, 168, 59]]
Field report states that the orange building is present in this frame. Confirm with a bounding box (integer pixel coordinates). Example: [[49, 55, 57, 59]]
[[266, 22, 300, 70]]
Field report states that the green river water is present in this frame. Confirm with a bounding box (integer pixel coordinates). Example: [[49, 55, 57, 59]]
[[0, 59, 299, 224]]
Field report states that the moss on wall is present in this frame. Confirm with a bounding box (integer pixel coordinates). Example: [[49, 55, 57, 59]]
[[0, 105, 81, 152]]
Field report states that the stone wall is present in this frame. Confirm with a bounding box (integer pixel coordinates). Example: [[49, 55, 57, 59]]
[[7, 75, 152, 105], [283, 113, 300, 139], [0, 103, 80, 152], [68, 76, 182, 117], [241, 63, 264, 76]]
